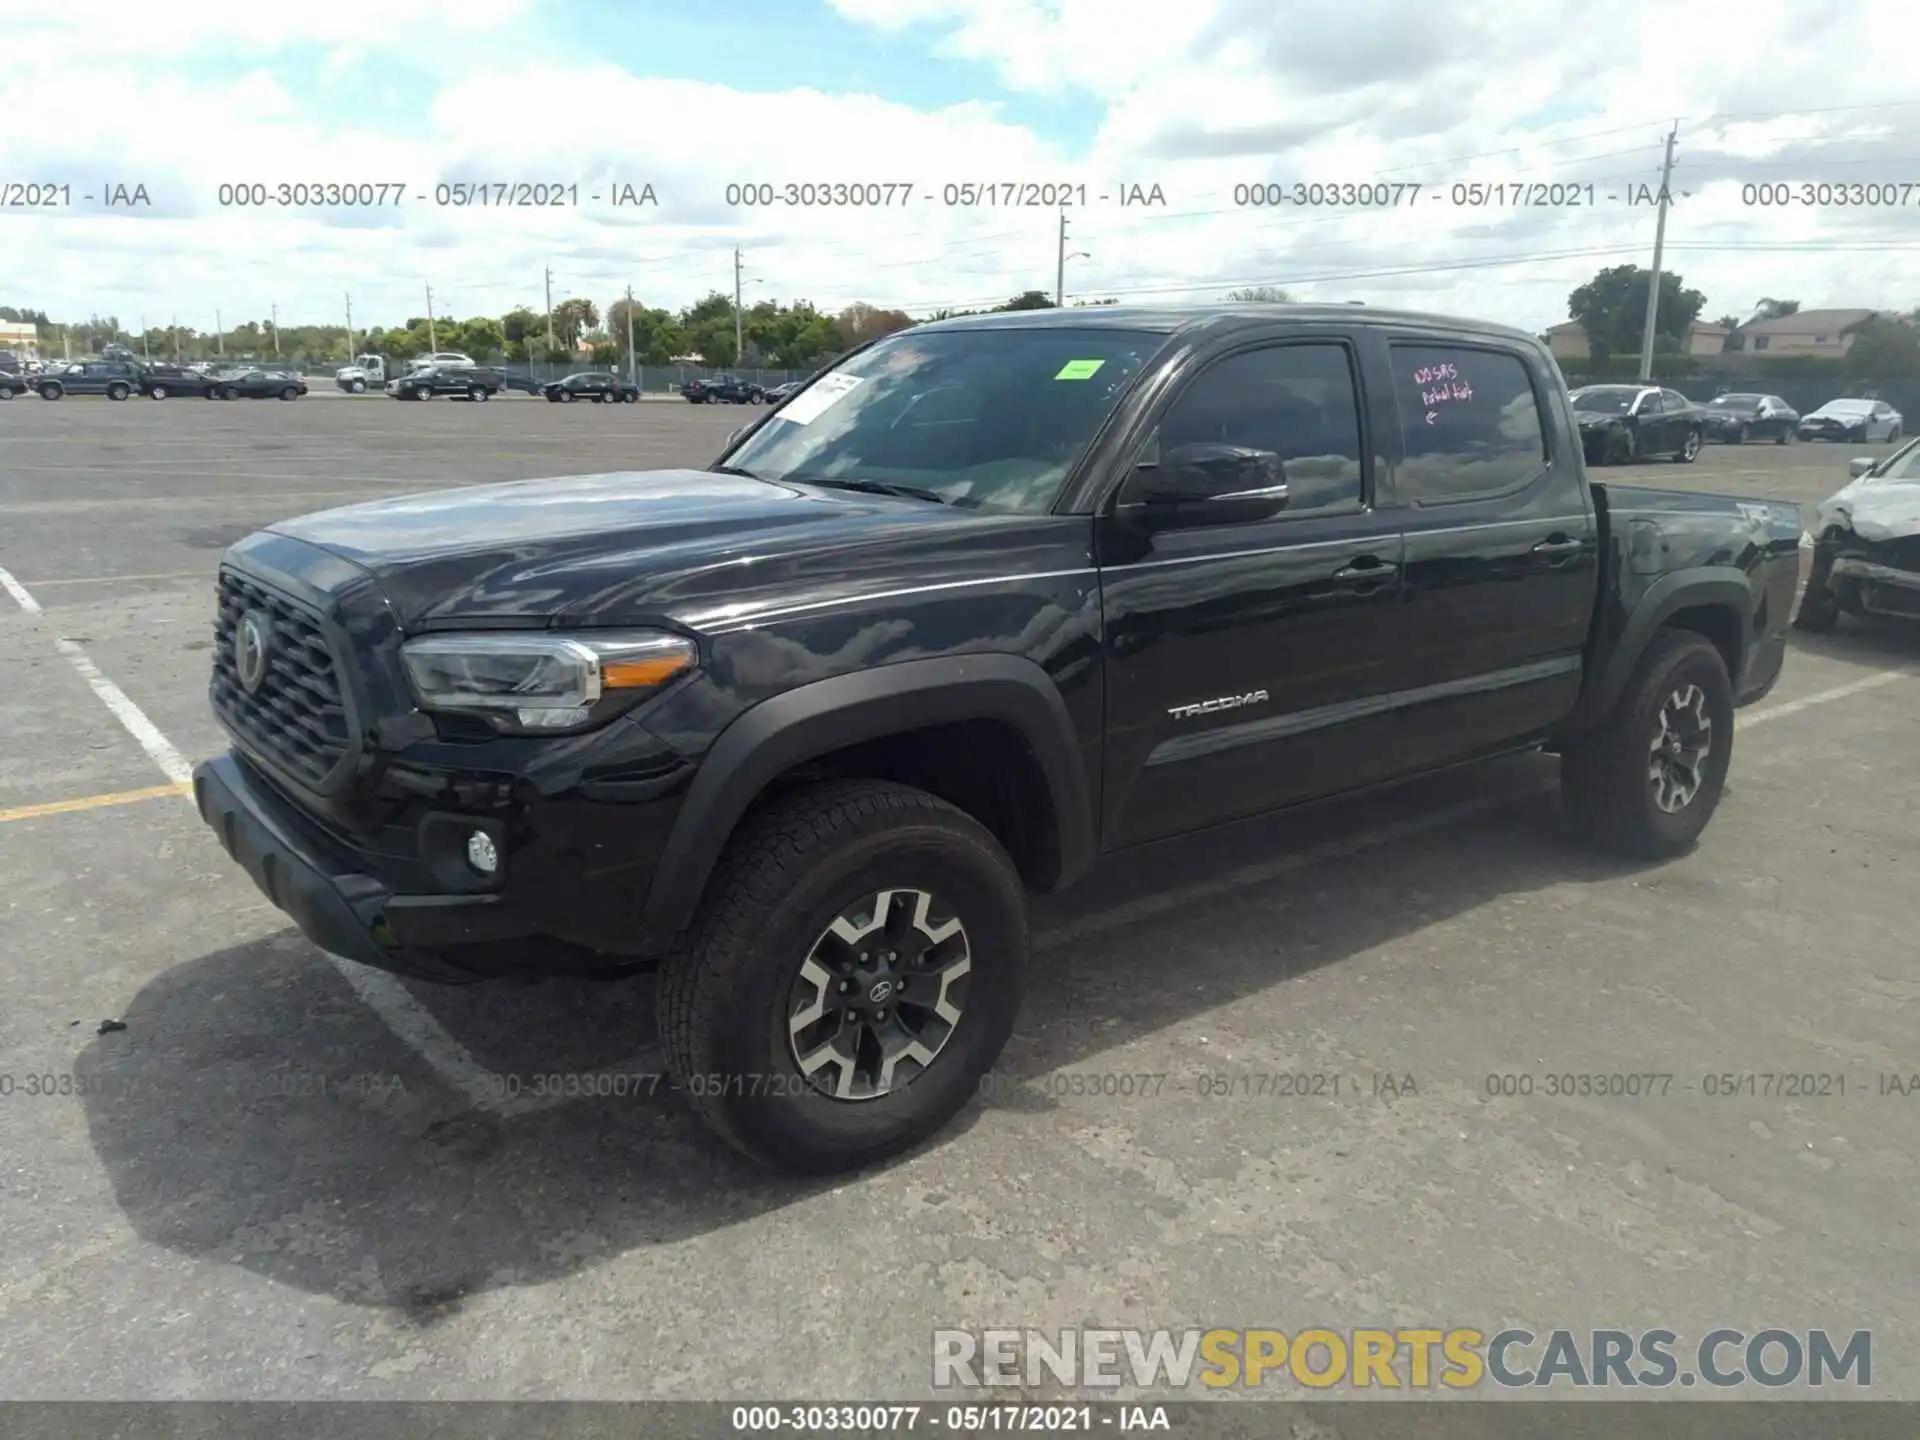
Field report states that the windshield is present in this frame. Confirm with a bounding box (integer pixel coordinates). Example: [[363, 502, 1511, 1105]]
[[1816, 401, 1872, 416], [1708, 394, 1763, 410], [721, 327, 1163, 513], [1571, 387, 1638, 414]]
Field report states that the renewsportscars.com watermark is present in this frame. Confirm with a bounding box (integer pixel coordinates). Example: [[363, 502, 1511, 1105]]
[[933, 1327, 1871, 1391]]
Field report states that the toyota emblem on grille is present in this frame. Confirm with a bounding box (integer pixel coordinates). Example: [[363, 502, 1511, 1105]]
[[235, 610, 271, 693]]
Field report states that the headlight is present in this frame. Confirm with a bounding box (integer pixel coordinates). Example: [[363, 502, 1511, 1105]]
[[399, 630, 697, 734]]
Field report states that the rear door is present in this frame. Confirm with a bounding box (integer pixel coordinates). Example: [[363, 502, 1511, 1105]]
[[1373, 329, 1599, 771], [1097, 328, 1415, 847]]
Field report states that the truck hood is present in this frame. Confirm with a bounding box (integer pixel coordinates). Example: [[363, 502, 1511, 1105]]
[[1817, 478, 1920, 541], [263, 469, 1073, 629]]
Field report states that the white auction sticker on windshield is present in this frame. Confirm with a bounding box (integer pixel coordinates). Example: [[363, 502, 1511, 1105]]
[[776, 373, 865, 425]]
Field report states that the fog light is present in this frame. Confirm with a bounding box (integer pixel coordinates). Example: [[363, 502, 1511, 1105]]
[[466, 831, 499, 875]]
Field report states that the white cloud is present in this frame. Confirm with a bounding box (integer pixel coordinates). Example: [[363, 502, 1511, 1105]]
[[3, 0, 1917, 340]]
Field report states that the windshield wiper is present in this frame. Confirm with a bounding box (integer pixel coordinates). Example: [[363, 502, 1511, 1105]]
[[709, 463, 762, 479], [792, 476, 949, 504]]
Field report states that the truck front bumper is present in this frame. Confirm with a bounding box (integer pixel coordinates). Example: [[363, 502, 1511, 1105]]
[[192, 753, 601, 982]]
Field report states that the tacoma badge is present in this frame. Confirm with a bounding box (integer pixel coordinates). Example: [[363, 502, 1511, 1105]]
[[1167, 689, 1269, 720]]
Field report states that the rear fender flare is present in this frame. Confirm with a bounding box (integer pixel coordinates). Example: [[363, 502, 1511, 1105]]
[[638, 654, 1094, 944], [1569, 568, 1753, 728]]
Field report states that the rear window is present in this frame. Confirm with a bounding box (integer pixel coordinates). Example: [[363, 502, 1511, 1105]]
[[1391, 344, 1549, 502]]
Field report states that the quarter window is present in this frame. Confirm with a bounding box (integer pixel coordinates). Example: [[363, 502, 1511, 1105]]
[[1154, 343, 1364, 512], [1391, 345, 1549, 502]]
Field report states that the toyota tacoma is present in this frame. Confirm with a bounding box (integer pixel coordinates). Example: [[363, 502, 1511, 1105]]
[[191, 305, 1801, 1173]]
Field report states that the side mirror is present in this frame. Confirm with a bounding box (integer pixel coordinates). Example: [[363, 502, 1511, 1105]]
[[1848, 457, 1876, 478], [726, 425, 749, 447], [1127, 443, 1288, 520]]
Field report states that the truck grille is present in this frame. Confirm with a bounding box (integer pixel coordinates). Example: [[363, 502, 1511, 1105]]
[[212, 569, 351, 787]]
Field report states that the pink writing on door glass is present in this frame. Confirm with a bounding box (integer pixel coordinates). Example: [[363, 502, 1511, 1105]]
[[1411, 363, 1458, 385], [1414, 366, 1474, 423]]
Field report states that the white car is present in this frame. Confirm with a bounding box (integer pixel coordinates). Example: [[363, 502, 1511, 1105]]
[[418, 352, 475, 369], [1796, 435, 1920, 630], [1797, 398, 1904, 444]]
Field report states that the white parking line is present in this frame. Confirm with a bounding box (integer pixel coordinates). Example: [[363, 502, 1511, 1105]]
[[2, 549, 1910, 1116]]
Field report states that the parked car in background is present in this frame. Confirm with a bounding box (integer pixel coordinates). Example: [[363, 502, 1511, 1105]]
[[34, 360, 143, 400], [681, 375, 763, 404], [139, 364, 221, 399], [762, 379, 804, 404], [1796, 434, 1920, 631], [1702, 393, 1798, 444], [543, 371, 639, 403], [387, 365, 504, 401], [1569, 384, 1706, 464], [210, 369, 307, 400], [1798, 398, 1903, 443], [497, 372, 543, 395], [0, 369, 29, 399]]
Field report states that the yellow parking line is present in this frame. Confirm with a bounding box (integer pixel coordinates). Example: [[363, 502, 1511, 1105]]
[[0, 782, 191, 824]]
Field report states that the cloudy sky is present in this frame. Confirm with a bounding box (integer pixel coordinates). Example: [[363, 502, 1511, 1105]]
[[3, 0, 1917, 338]]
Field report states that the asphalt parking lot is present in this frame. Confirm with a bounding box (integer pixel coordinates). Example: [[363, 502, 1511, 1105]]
[[1, 398, 1915, 1401]]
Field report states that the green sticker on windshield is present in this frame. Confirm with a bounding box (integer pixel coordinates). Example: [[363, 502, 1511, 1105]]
[[1054, 359, 1105, 380]]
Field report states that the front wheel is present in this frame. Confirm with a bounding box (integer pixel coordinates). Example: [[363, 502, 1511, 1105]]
[[350, 379, 367, 394], [280, 386, 299, 400], [40, 385, 63, 400], [1673, 428, 1701, 463], [1561, 630, 1734, 859], [659, 779, 1027, 1174], [469, 387, 488, 401], [107, 383, 131, 401], [1734, 423, 1748, 444], [220, 386, 238, 400], [1774, 429, 1790, 445], [149, 385, 168, 400]]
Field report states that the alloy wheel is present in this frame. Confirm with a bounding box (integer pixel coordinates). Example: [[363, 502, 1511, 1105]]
[[1649, 683, 1712, 813], [787, 888, 971, 1101]]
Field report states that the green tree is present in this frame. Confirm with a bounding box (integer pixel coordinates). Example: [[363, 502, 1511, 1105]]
[[998, 290, 1055, 311], [1844, 317, 1920, 377], [501, 307, 543, 345], [1566, 265, 1706, 364], [453, 316, 505, 359], [1226, 285, 1292, 302], [835, 302, 913, 349], [1754, 297, 1800, 320], [550, 298, 599, 349]]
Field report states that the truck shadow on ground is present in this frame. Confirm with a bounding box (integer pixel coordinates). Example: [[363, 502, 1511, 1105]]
[[76, 753, 1660, 1316], [1785, 614, 1920, 672]]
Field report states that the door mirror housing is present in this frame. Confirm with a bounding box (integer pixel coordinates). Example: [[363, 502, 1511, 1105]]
[[1125, 442, 1289, 523], [726, 425, 749, 447], [1848, 456, 1876, 478]]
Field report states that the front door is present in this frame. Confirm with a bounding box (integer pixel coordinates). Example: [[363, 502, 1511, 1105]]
[[1096, 335, 1413, 849]]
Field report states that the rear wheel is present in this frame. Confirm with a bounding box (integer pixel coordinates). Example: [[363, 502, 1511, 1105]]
[[107, 383, 131, 401], [149, 385, 168, 400], [40, 385, 63, 400], [469, 386, 487, 401], [659, 779, 1027, 1173], [1672, 427, 1701, 463], [1734, 423, 1748, 444], [280, 386, 299, 400], [1561, 630, 1734, 859], [1794, 542, 1842, 633], [220, 386, 238, 400]]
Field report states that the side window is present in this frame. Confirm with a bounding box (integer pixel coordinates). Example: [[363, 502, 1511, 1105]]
[[1662, 389, 1688, 410], [1155, 343, 1364, 512], [1638, 391, 1664, 414], [1391, 344, 1549, 502]]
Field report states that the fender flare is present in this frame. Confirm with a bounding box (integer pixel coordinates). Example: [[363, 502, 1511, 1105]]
[[1568, 567, 1754, 729], [638, 654, 1095, 944]]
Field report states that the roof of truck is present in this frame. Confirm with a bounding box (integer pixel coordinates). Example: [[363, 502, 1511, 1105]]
[[912, 302, 1542, 345]]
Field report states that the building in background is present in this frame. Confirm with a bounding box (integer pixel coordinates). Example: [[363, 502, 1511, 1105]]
[[1544, 319, 1732, 361], [1724, 309, 1880, 355], [0, 320, 42, 362]]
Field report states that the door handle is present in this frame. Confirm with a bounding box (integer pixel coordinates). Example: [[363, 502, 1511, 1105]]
[[1531, 537, 1583, 556], [1330, 559, 1397, 586]]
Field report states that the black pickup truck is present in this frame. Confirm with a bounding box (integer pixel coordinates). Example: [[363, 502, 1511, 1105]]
[[190, 305, 1800, 1173]]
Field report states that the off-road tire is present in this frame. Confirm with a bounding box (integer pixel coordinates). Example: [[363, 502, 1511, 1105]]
[[659, 779, 1028, 1174], [1561, 630, 1734, 859]]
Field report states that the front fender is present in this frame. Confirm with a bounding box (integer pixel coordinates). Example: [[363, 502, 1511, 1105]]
[[637, 654, 1095, 946]]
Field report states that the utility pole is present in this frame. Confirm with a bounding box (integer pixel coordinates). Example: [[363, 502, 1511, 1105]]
[[733, 248, 744, 370], [215, 309, 223, 357], [270, 302, 279, 357], [425, 283, 437, 354], [1636, 122, 1679, 383], [544, 267, 555, 356], [141, 317, 150, 362], [170, 314, 177, 361], [1056, 210, 1067, 307], [625, 284, 637, 386], [345, 292, 354, 361]]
